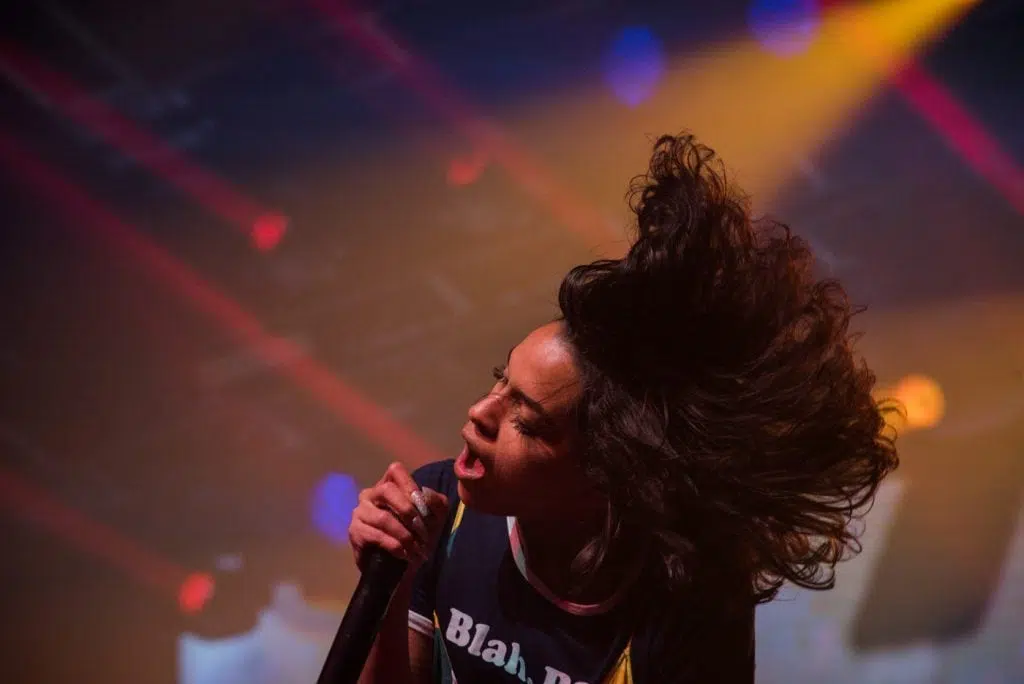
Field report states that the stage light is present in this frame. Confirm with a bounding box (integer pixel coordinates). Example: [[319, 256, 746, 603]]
[[447, 151, 487, 187], [748, 0, 822, 57], [893, 373, 945, 430], [603, 26, 666, 107], [251, 213, 288, 252], [311, 472, 360, 544], [179, 571, 216, 615]]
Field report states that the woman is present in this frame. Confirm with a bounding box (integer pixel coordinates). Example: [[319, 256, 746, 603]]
[[348, 134, 899, 683]]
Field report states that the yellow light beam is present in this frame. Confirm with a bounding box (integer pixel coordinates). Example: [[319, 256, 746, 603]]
[[506, 0, 980, 212]]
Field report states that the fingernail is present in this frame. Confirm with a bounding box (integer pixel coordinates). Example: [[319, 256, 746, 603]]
[[410, 490, 429, 518]]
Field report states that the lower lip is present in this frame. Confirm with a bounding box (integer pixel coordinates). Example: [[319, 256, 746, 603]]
[[454, 445, 486, 481]]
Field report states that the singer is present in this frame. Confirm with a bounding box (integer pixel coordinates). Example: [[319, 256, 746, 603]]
[[347, 133, 899, 683]]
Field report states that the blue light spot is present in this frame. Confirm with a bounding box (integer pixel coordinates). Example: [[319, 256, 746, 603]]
[[311, 473, 359, 545], [748, 0, 821, 57], [603, 26, 666, 108]]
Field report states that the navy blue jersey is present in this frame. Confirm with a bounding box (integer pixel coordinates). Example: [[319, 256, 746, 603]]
[[408, 460, 755, 684]]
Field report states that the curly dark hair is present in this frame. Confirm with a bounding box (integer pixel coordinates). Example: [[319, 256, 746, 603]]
[[557, 134, 899, 621]]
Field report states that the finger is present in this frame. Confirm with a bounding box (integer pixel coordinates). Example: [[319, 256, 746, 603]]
[[408, 509, 429, 544], [349, 519, 409, 562], [355, 504, 426, 562], [372, 482, 427, 543], [423, 488, 450, 519], [409, 490, 430, 519], [357, 501, 419, 549], [383, 461, 420, 500], [381, 462, 431, 526]]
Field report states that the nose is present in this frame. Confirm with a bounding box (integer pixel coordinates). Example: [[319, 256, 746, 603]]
[[467, 393, 502, 441]]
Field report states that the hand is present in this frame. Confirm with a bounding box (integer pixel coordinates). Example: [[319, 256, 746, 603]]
[[349, 462, 449, 573]]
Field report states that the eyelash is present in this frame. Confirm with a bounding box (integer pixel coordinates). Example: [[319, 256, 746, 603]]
[[490, 366, 539, 438], [512, 416, 539, 438], [491, 365, 506, 384]]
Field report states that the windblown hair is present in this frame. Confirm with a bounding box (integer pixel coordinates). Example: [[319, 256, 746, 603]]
[[558, 134, 899, 617]]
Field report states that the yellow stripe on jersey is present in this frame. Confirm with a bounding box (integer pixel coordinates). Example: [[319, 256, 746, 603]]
[[451, 501, 466, 534], [602, 640, 634, 684]]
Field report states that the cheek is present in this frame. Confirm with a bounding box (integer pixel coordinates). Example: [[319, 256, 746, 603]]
[[496, 442, 585, 496], [491, 436, 537, 485]]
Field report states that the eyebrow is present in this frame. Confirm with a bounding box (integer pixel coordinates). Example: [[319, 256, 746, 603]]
[[503, 347, 552, 421]]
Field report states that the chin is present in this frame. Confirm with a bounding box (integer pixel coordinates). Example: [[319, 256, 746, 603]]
[[456, 481, 482, 509], [456, 481, 508, 516]]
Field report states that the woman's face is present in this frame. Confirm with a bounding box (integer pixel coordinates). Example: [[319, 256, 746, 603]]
[[456, 322, 602, 521]]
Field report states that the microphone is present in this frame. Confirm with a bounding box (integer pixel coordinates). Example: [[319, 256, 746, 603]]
[[315, 549, 408, 684], [315, 490, 431, 684]]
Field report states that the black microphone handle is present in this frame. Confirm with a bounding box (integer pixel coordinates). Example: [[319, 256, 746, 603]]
[[316, 547, 409, 684]]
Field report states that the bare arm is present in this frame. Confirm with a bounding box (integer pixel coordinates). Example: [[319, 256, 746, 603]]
[[357, 566, 435, 684]]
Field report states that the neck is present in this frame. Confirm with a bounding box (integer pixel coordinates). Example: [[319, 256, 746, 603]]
[[515, 512, 616, 604]]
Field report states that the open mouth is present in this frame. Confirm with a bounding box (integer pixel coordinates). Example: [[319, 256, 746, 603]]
[[454, 444, 486, 481]]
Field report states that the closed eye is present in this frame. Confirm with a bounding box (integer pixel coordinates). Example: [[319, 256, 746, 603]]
[[488, 362, 557, 440], [511, 416, 541, 438]]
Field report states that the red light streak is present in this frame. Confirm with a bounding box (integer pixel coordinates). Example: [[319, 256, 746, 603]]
[[306, 1, 616, 250], [892, 60, 1023, 215], [0, 40, 291, 246], [0, 132, 446, 467], [0, 467, 188, 593]]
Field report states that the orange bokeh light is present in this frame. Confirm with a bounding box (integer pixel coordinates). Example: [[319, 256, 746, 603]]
[[893, 374, 945, 430]]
